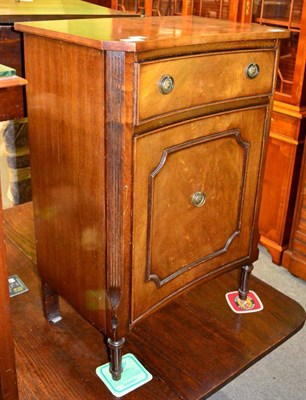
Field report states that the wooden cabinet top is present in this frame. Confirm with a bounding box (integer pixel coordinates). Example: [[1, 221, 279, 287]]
[[0, 0, 124, 23], [15, 16, 289, 52]]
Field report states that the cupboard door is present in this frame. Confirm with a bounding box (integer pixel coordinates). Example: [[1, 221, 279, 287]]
[[132, 106, 269, 322]]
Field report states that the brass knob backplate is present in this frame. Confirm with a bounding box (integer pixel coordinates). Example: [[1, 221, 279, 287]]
[[246, 63, 260, 79], [158, 74, 175, 95], [191, 192, 206, 208]]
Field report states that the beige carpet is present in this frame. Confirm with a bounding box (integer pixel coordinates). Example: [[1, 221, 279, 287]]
[[210, 246, 306, 400]]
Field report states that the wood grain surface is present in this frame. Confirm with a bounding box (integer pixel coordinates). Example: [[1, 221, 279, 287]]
[[4, 203, 36, 263], [23, 36, 108, 333], [0, 200, 18, 400], [15, 16, 289, 52], [4, 202, 306, 400]]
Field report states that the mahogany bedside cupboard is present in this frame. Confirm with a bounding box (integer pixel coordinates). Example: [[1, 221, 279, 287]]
[[15, 16, 288, 380]]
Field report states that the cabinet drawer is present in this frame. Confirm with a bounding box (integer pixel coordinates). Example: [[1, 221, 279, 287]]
[[136, 50, 276, 123]]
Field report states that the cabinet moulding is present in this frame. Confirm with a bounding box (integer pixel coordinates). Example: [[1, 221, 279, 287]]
[[146, 128, 250, 288]]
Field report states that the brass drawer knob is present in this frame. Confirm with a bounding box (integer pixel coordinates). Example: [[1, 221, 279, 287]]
[[191, 191, 206, 208], [246, 63, 260, 79], [158, 74, 175, 95]]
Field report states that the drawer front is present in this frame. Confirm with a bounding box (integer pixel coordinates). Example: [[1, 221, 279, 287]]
[[136, 50, 275, 123], [0, 86, 24, 120], [132, 107, 268, 322]]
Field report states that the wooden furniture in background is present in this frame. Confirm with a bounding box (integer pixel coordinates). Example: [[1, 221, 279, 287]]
[[118, 0, 241, 18], [0, 75, 27, 121], [86, 0, 184, 16], [15, 15, 289, 381], [254, 0, 306, 266], [282, 138, 306, 281], [3, 201, 306, 399]]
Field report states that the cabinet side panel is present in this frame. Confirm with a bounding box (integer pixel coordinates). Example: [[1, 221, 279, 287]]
[[24, 35, 106, 331]]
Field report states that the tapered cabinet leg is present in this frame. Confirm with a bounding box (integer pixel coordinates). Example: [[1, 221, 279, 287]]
[[238, 264, 254, 301], [107, 337, 125, 381], [41, 281, 62, 323]]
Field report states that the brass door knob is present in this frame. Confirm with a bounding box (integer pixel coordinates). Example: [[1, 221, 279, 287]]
[[158, 74, 175, 95], [246, 63, 260, 79], [191, 192, 206, 208]]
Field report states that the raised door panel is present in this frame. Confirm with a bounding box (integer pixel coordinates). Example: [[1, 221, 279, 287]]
[[147, 130, 247, 287], [132, 106, 268, 322]]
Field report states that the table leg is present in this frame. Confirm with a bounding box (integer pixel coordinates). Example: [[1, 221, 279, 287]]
[[238, 264, 254, 301], [41, 280, 62, 323]]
